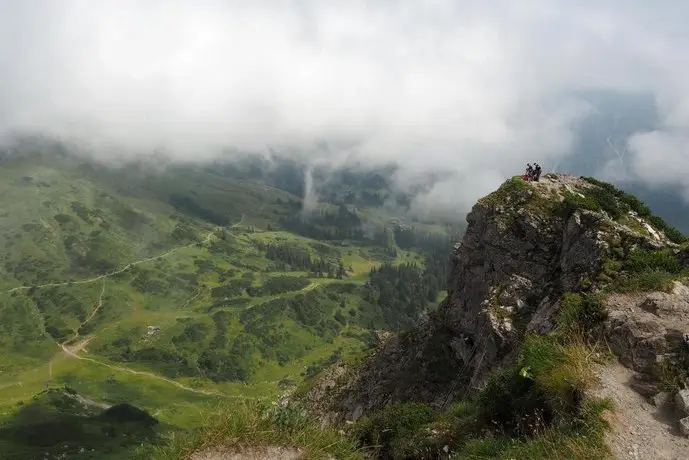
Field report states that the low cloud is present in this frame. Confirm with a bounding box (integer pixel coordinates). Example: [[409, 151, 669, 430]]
[[628, 130, 689, 199], [1, 1, 689, 214]]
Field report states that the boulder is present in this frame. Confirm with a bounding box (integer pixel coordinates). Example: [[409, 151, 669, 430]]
[[679, 417, 689, 437], [676, 389, 689, 417]]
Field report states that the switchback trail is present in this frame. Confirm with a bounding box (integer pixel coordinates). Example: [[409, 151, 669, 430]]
[[34, 215, 251, 397]]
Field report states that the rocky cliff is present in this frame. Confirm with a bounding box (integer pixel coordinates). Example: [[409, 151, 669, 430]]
[[303, 173, 689, 435]]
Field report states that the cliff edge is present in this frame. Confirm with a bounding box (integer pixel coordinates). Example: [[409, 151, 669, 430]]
[[301, 173, 689, 459]]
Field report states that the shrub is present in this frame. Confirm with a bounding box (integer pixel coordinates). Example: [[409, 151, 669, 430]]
[[476, 365, 552, 437], [610, 270, 677, 293], [346, 330, 611, 460], [607, 248, 687, 292], [648, 215, 686, 243], [624, 249, 682, 274], [586, 187, 622, 220], [556, 292, 607, 337], [477, 334, 600, 439], [553, 191, 600, 220], [352, 403, 436, 458]]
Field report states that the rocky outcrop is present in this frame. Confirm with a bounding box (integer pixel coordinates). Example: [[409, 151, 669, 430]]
[[601, 282, 689, 436], [306, 174, 682, 424], [604, 283, 689, 376]]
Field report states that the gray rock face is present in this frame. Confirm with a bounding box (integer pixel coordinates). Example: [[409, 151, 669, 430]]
[[651, 391, 671, 408], [306, 174, 685, 423], [679, 417, 689, 437], [676, 390, 689, 417], [312, 176, 631, 420], [605, 309, 669, 373], [604, 282, 689, 379], [603, 285, 689, 437]]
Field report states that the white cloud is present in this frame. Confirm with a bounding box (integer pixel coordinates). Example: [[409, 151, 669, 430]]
[[628, 131, 689, 193], [2, 0, 689, 212]]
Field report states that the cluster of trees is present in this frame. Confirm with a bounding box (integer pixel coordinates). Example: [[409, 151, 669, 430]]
[[359, 233, 452, 331], [363, 262, 440, 330], [280, 205, 366, 241], [280, 216, 366, 241], [393, 227, 455, 253], [198, 334, 256, 382], [98, 337, 198, 379], [260, 242, 346, 278]]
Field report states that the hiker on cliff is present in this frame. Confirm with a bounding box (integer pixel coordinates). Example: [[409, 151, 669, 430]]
[[524, 164, 534, 181], [534, 163, 542, 182]]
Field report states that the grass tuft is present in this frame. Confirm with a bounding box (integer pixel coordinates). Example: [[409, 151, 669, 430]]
[[142, 400, 362, 460], [605, 248, 689, 293]]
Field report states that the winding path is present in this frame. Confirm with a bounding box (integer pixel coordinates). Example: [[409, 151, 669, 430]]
[[34, 215, 253, 398], [58, 340, 230, 397]]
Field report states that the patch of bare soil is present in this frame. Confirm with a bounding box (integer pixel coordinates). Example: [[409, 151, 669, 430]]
[[189, 446, 304, 460], [593, 362, 689, 460], [531, 173, 593, 197]]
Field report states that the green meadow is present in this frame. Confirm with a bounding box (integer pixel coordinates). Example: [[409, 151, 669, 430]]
[[0, 154, 458, 458]]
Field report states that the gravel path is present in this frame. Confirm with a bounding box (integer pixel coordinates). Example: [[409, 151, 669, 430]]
[[594, 362, 689, 460]]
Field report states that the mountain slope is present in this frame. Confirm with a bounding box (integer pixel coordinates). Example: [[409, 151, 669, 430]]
[[296, 173, 689, 459], [0, 386, 161, 460], [0, 152, 459, 458]]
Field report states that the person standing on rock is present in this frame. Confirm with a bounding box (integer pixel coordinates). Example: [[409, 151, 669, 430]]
[[525, 164, 534, 181], [535, 163, 542, 182]]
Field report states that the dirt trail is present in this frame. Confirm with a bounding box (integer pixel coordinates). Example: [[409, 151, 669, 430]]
[[57, 339, 240, 398], [84, 278, 106, 324], [3, 223, 225, 295], [0, 381, 23, 391], [240, 281, 322, 313], [594, 362, 689, 460], [36, 217, 252, 396]]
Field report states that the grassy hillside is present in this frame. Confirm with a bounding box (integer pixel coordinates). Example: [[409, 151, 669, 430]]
[[0, 386, 162, 460], [0, 152, 458, 458]]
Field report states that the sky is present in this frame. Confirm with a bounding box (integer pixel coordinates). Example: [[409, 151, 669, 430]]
[[1, 0, 688, 208]]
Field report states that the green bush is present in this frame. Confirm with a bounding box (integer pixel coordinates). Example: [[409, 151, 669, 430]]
[[247, 276, 310, 296], [556, 292, 607, 337], [457, 398, 611, 460], [624, 249, 682, 274], [477, 333, 599, 437], [607, 248, 687, 292], [586, 187, 622, 220], [648, 215, 686, 243], [553, 191, 600, 219], [476, 365, 552, 437], [352, 403, 436, 458]]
